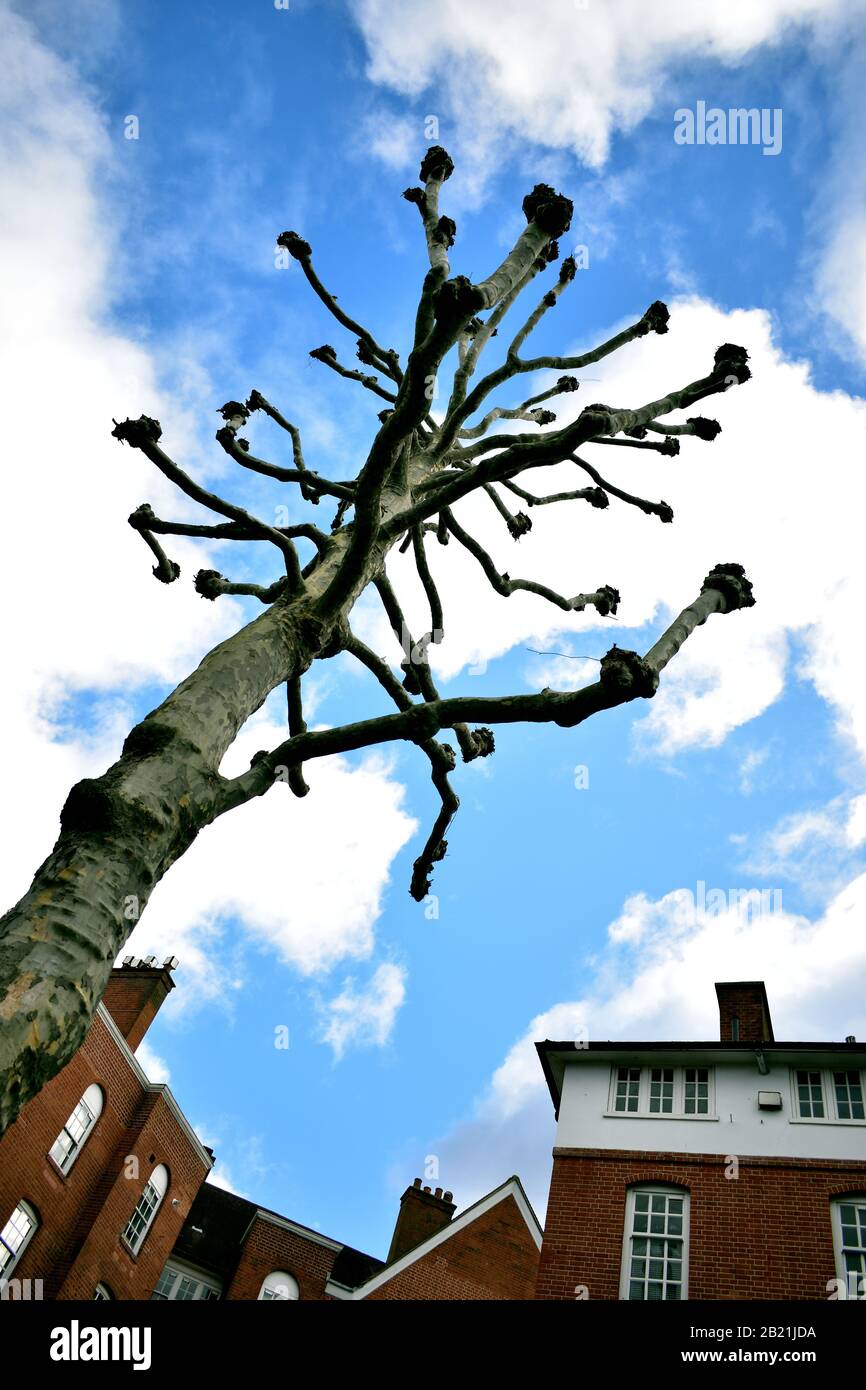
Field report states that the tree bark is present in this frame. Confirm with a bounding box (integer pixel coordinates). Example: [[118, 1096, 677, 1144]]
[[0, 593, 322, 1135]]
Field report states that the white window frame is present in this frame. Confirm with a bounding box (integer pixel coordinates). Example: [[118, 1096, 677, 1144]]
[[606, 1065, 717, 1119], [0, 1201, 39, 1278], [619, 1186, 690, 1301], [93, 1283, 113, 1300], [790, 1067, 866, 1125], [151, 1259, 221, 1301], [258, 1270, 300, 1300], [49, 1083, 104, 1174], [831, 1196, 866, 1300], [122, 1164, 168, 1255]]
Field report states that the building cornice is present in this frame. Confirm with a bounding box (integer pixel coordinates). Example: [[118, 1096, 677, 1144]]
[[95, 1002, 214, 1172], [240, 1208, 343, 1254]]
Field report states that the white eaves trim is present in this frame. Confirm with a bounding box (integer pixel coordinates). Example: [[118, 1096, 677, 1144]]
[[326, 1176, 542, 1301], [241, 1208, 342, 1254], [96, 1002, 214, 1172]]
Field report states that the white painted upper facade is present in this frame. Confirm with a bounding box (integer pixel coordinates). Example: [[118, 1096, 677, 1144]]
[[552, 1046, 866, 1162]]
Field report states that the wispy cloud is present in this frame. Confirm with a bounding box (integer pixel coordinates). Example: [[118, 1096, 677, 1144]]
[[316, 961, 408, 1060]]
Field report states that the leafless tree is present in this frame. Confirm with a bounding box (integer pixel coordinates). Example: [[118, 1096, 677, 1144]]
[[0, 149, 754, 1135]]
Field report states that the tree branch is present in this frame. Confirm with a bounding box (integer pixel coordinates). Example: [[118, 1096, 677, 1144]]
[[276, 231, 402, 384], [220, 565, 754, 813], [442, 507, 620, 615], [308, 345, 398, 404], [112, 416, 305, 591]]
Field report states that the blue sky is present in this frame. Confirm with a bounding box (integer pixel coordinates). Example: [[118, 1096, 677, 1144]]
[[4, 0, 866, 1258]]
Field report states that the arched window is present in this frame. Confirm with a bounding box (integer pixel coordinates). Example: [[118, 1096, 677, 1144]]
[[122, 1164, 168, 1254], [93, 1282, 113, 1300], [0, 1200, 39, 1278], [619, 1185, 690, 1301], [831, 1196, 866, 1299], [49, 1083, 104, 1174], [258, 1270, 299, 1300]]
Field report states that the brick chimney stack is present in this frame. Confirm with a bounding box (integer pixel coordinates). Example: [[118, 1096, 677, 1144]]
[[101, 956, 178, 1050], [715, 981, 774, 1044], [387, 1178, 456, 1263]]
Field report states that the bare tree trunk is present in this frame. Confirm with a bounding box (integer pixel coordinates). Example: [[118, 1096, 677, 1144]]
[[0, 594, 319, 1134]]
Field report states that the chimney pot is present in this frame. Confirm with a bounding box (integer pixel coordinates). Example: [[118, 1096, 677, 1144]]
[[444, 1191, 453, 1202], [413, 1178, 422, 1188], [423, 1186, 431, 1193], [434, 1187, 443, 1198], [846, 1035, 856, 1044]]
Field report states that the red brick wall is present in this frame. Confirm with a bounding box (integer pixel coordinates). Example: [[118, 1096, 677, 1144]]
[[0, 1010, 209, 1300], [387, 1182, 456, 1261], [715, 983, 771, 1042], [537, 1146, 866, 1301], [102, 968, 174, 1051], [225, 1215, 340, 1300], [364, 1194, 539, 1300]]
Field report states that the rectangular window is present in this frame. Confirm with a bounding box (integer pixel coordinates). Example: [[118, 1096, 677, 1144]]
[[151, 1262, 221, 1301], [614, 1067, 641, 1113], [834, 1071, 865, 1122], [622, 1190, 687, 1301], [796, 1070, 825, 1118], [834, 1200, 866, 1299], [684, 1068, 710, 1115], [649, 1068, 674, 1114], [608, 1066, 715, 1118]]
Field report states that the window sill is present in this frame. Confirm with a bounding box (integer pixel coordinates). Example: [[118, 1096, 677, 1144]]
[[120, 1237, 141, 1262], [603, 1111, 718, 1121], [789, 1117, 866, 1127], [47, 1155, 71, 1182]]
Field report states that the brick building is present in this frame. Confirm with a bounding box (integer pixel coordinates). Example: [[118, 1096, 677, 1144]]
[[0, 957, 541, 1301], [4, 966, 861, 1302], [535, 981, 866, 1301]]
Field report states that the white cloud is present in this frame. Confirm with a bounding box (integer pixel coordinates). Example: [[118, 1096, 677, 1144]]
[[316, 961, 407, 1060], [738, 745, 769, 794], [352, 0, 859, 172], [134, 1038, 171, 1084]]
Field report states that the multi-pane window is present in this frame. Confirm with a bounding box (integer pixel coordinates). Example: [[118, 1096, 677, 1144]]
[[49, 1084, 103, 1174], [613, 1067, 641, 1113], [609, 1066, 715, 1118], [151, 1262, 220, 1301], [684, 1068, 710, 1115], [258, 1270, 300, 1300], [621, 1189, 688, 1301], [649, 1068, 674, 1113], [122, 1164, 168, 1255], [796, 1070, 825, 1118], [0, 1201, 38, 1277], [834, 1072, 865, 1121], [833, 1198, 866, 1299], [793, 1068, 865, 1122]]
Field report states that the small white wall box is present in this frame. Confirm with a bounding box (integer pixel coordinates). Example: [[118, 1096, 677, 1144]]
[[758, 1091, 783, 1110]]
